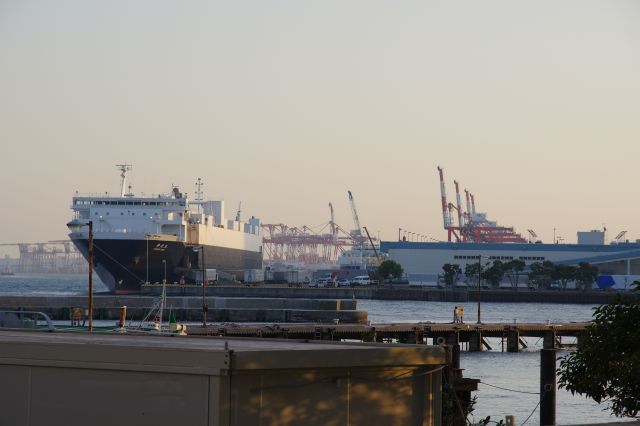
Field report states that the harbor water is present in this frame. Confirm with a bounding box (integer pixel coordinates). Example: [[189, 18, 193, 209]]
[[0, 274, 634, 425]]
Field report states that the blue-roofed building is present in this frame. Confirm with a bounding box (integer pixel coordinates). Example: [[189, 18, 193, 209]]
[[379, 241, 640, 289]]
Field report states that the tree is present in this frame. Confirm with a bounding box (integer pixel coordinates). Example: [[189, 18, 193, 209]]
[[558, 284, 640, 417], [528, 261, 554, 289], [377, 260, 404, 282], [442, 264, 462, 287], [552, 264, 577, 290], [464, 263, 481, 287], [481, 260, 505, 288], [575, 262, 598, 292], [504, 259, 525, 290]]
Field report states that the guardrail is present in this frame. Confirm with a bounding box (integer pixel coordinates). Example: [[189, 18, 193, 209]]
[[0, 310, 55, 331]]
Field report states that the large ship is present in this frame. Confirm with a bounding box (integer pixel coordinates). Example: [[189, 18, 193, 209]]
[[67, 166, 263, 293]]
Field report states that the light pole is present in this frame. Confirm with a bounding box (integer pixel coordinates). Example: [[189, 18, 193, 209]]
[[193, 246, 208, 327], [162, 259, 167, 284], [87, 221, 94, 332], [476, 255, 489, 324], [145, 234, 149, 284]]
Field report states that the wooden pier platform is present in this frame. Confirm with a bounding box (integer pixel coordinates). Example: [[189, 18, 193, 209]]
[[187, 321, 590, 352]]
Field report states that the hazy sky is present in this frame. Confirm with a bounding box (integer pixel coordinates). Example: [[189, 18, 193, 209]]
[[1, 1, 640, 254]]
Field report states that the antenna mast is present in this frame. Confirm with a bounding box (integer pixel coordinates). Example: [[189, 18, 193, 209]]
[[116, 164, 132, 198], [195, 178, 204, 202], [195, 178, 204, 213]]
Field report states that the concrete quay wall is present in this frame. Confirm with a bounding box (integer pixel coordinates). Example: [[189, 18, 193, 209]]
[[0, 296, 365, 323], [142, 284, 637, 304], [0, 295, 356, 311]]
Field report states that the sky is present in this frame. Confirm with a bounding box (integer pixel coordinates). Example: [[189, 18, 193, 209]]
[[1, 1, 640, 255]]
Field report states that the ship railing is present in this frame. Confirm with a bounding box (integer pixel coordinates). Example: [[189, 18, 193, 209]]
[[0, 310, 55, 332]]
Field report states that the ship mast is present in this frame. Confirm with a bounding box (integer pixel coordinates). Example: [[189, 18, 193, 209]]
[[116, 164, 132, 198], [195, 177, 204, 213]]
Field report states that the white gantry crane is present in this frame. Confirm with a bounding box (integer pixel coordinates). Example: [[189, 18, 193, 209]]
[[347, 190, 362, 237]]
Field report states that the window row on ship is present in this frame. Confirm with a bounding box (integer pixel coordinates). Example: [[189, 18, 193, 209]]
[[74, 200, 185, 207]]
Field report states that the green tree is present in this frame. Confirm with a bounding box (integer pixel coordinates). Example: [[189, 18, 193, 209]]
[[552, 264, 578, 290], [575, 262, 599, 292], [528, 261, 554, 289], [442, 264, 462, 287], [558, 284, 640, 417], [465, 262, 481, 287], [377, 260, 404, 283], [481, 260, 505, 288], [504, 259, 525, 291]]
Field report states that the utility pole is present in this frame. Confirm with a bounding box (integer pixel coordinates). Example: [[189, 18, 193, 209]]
[[540, 349, 557, 425], [202, 246, 207, 327], [87, 220, 94, 332], [477, 255, 483, 324]]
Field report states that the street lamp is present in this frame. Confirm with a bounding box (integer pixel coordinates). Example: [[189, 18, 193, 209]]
[[86, 220, 94, 332], [192, 246, 208, 327], [476, 255, 490, 324]]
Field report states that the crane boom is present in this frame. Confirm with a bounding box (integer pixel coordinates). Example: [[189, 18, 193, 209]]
[[235, 202, 242, 221], [363, 226, 380, 263], [347, 190, 362, 237]]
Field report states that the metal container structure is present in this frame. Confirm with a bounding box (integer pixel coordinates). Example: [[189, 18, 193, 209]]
[[0, 331, 446, 426]]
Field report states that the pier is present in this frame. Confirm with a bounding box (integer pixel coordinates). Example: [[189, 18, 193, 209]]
[[187, 321, 589, 352]]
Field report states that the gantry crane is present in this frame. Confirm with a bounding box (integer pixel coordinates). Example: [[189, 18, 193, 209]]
[[347, 190, 362, 238]]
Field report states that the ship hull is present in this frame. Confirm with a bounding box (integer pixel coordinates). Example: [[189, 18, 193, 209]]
[[70, 237, 262, 293]]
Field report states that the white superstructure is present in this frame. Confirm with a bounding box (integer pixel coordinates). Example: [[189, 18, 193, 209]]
[[68, 185, 262, 251]]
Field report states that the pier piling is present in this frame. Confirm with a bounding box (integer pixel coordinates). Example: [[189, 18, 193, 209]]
[[540, 348, 556, 426], [506, 328, 520, 353]]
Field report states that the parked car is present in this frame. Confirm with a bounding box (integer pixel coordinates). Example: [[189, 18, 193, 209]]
[[350, 275, 371, 286], [315, 277, 335, 288], [337, 279, 351, 287]]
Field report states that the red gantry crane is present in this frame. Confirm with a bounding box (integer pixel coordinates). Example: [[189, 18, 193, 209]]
[[436, 167, 527, 243]]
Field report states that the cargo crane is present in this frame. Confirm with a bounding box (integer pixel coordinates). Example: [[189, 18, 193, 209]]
[[235, 202, 242, 222], [0, 241, 85, 273], [614, 231, 627, 244], [329, 202, 339, 258], [347, 190, 362, 238], [262, 195, 378, 267], [436, 167, 527, 243]]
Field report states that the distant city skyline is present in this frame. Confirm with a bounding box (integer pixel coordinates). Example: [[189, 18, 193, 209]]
[[1, 1, 640, 255]]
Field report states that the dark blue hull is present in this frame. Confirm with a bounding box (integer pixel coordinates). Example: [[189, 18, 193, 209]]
[[70, 237, 262, 293]]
